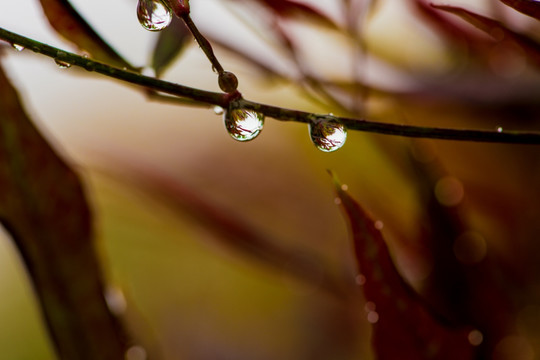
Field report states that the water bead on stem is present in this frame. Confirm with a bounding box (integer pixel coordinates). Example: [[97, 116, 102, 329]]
[[224, 108, 264, 142], [309, 116, 347, 152]]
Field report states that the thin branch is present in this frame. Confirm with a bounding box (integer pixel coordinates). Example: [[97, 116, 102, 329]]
[[1, 27, 540, 145]]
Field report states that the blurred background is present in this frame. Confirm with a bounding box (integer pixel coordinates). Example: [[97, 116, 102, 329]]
[[1, 0, 540, 359]]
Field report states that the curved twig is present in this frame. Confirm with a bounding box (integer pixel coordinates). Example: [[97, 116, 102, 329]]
[[1, 26, 540, 145]]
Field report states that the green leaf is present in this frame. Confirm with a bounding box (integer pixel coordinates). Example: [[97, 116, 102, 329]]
[[0, 61, 126, 360], [500, 0, 540, 21], [331, 172, 475, 360], [151, 16, 191, 77], [37, 0, 135, 69]]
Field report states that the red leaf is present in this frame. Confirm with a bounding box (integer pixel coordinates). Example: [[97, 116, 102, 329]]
[[500, 0, 540, 21], [37, 0, 134, 69], [251, 0, 336, 28], [0, 61, 126, 359], [432, 3, 540, 67], [331, 172, 475, 360]]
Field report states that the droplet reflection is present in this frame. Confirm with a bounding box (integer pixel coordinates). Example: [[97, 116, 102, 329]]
[[11, 43, 24, 52], [309, 117, 347, 152], [136, 0, 172, 31], [224, 108, 264, 141]]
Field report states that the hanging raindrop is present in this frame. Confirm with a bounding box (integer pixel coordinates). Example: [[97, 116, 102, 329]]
[[224, 108, 264, 141], [309, 117, 347, 152], [137, 0, 172, 31], [11, 43, 24, 52]]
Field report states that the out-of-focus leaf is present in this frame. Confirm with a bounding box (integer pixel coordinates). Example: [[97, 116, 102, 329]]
[[109, 159, 349, 298], [37, 0, 134, 69], [408, 146, 514, 358], [500, 0, 540, 21], [0, 61, 126, 360], [331, 172, 475, 360], [432, 3, 540, 67], [151, 16, 191, 77], [411, 0, 487, 48], [248, 0, 337, 28]]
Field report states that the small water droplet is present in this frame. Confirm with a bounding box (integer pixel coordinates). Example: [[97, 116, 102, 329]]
[[137, 0, 172, 31], [55, 50, 71, 69], [309, 117, 347, 152], [341, 184, 349, 191], [11, 43, 24, 52], [374, 220, 384, 230], [497, 126, 503, 133], [213, 106, 224, 115], [142, 67, 156, 77], [334, 197, 342, 205], [224, 108, 264, 142], [54, 59, 71, 69]]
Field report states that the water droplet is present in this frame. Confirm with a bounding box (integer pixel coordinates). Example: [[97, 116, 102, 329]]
[[142, 67, 156, 78], [54, 59, 71, 69], [54, 51, 71, 69], [374, 220, 384, 230], [497, 126, 503, 133], [137, 0, 172, 31], [340, 184, 349, 191], [309, 117, 347, 152], [334, 197, 342, 205], [11, 43, 24, 52], [224, 108, 264, 142], [213, 106, 224, 115]]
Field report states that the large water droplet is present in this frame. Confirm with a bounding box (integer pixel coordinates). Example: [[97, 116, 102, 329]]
[[137, 0, 172, 31], [309, 117, 347, 152], [224, 109, 264, 141]]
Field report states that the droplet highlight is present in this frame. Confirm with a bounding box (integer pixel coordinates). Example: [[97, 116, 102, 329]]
[[11, 43, 24, 52], [309, 117, 347, 152], [213, 106, 224, 115], [224, 109, 264, 142], [137, 0, 172, 31], [497, 126, 503, 133]]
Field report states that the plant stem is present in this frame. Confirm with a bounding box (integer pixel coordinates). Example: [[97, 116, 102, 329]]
[[1, 26, 540, 145]]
